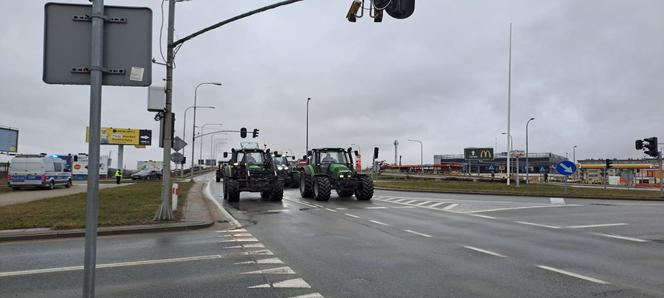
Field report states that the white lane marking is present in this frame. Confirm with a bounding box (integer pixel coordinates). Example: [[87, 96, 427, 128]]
[[567, 223, 629, 229], [220, 237, 259, 243], [313, 204, 324, 208], [364, 206, 388, 209], [515, 221, 560, 229], [289, 293, 325, 298], [266, 209, 290, 213], [249, 278, 312, 289], [463, 246, 507, 258], [283, 198, 319, 208], [415, 201, 432, 206], [0, 255, 223, 278], [536, 265, 610, 284], [429, 202, 446, 208], [242, 249, 274, 256], [394, 198, 407, 203], [468, 214, 496, 219], [383, 197, 398, 202], [344, 213, 360, 219], [467, 204, 582, 214], [231, 233, 253, 237], [335, 207, 348, 210], [550, 197, 566, 205], [217, 228, 247, 233], [205, 182, 242, 227], [242, 266, 296, 275], [223, 245, 243, 249], [402, 199, 417, 204], [403, 229, 432, 238], [394, 206, 416, 209], [369, 220, 390, 226], [594, 233, 647, 243], [443, 203, 459, 210], [325, 208, 338, 212], [242, 243, 265, 248], [235, 258, 284, 265]]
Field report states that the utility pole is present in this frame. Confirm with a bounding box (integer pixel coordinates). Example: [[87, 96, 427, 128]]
[[306, 97, 310, 153], [525, 117, 534, 185], [659, 151, 663, 198], [155, 0, 175, 221], [506, 23, 512, 186], [393, 139, 399, 165]]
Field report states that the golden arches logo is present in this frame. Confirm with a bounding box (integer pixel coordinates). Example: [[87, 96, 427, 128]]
[[479, 150, 492, 159]]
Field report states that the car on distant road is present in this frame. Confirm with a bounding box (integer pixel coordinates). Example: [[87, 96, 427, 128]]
[[130, 169, 162, 180]]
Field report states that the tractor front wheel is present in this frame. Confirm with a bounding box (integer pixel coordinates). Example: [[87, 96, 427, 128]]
[[300, 173, 313, 198], [270, 182, 284, 201], [313, 176, 331, 201], [226, 180, 240, 202], [355, 176, 374, 201]]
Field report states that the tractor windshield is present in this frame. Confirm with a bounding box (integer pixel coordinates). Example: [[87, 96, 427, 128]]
[[237, 151, 264, 165], [273, 156, 288, 166], [319, 150, 349, 164]]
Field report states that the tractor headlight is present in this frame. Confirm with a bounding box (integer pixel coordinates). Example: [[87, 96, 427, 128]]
[[339, 174, 344, 178], [284, 166, 289, 170]]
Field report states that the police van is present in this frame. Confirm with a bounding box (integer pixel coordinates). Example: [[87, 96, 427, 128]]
[[8, 155, 72, 190]]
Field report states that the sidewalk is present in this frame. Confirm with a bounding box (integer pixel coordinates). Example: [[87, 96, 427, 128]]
[[0, 181, 224, 242]]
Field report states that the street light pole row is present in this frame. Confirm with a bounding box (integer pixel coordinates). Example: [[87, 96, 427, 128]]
[[190, 82, 222, 180]]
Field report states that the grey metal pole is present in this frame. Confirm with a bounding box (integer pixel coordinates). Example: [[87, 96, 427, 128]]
[[182, 107, 189, 177], [525, 118, 534, 185], [516, 152, 520, 187], [659, 151, 663, 198], [117, 145, 124, 180], [306, 97, 310, 153], [506, 23, 512, 186], [83, 1, 104, 296], [190, 88, 199, 180], [155, 0, 175, 221]]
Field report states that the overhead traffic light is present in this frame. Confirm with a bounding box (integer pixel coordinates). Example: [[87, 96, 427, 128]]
[[240, 127, 247, 138], [644, 137, 659, 157], [346, 0, 415, 22], [636, 139, 644, 150], [252, 129, 259, 138], [605, 159, 613, 169]]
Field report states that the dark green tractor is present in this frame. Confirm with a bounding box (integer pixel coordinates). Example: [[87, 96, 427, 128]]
[[272, 153, 300, 188], [299, 147, 374, 201], [221, 147, 284, 202]]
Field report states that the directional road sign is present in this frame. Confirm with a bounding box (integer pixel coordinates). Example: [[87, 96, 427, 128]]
[[172, 136, 187, 152], [555, 160, 577, 176], [539, 166, 547, 173], [488, 164, 495, 172], [171, 152, 184, 164]]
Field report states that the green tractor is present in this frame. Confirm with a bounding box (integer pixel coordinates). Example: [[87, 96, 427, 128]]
[[221, 145, 284, 203], [299, 147, 375, 201]]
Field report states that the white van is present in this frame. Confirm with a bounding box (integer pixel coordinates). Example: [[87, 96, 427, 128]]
[[8, 155, 72, 190]]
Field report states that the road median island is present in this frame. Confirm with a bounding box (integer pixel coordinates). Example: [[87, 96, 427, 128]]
[[374, 177, 663, 200], [0, 181, 197, 233]]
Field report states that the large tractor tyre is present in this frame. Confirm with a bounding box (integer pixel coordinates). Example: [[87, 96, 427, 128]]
[[270, 182, 284, 201], [216, 176, 221, 183], [222, 181, 229, 200], [336, 189, 354, 198], [300, 174, 313, 198], [290, 172, 301, 188], [226, 180, 240, 203], [260, 191, 270, 199], [355, 176, 374, 201], [313, 176, 331, 201]]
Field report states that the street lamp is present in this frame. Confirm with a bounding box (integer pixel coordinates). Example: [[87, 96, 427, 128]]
[[502, 132, 514, 183], [408, 139, 423, 171], [525, 117, 535, 185], [199, 123, 223, 171], [190, 82, 221, 180], [306, 97, 311, 153], [181, 105, 214, 175], [573, 145, 577, 164]]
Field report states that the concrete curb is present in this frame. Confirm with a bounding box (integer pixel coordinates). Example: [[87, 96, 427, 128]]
[[202, 181, 242, 228], [0, 221, 214, 242], [374, 187, 664, 202]]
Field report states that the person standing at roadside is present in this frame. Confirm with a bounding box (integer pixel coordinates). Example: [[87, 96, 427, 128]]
[[115, 169, 122, 184]]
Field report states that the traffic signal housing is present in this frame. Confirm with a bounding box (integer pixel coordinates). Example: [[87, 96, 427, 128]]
[[252, 129, 259, 138], [605, 159, 613, 169], [644, 137, 658, 157], [636, 139, 644, 150], [240, 127, 247, 138]]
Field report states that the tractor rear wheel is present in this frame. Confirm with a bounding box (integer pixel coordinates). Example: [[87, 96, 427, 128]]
[[336, 190, 354, 198], [300, 173, 313, 198], [270, 182, 284, 201], [290, 172, 301, 188], [226, 180, 240, 202], [355, 176, 374, 201], [222, 181, 229, 200], [313, 176, 331, 201]]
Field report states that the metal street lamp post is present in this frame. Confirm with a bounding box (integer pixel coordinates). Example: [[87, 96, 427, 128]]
[[306, 97, 311, 153], [190, 82, 221, 180], [525, 117, 535, 185], [408, 139, 423, 172], [199, 123, 223, 173], [182, 105, 214, 176]]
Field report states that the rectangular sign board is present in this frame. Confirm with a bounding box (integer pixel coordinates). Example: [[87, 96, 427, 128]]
[[464, 148, 494, 160], [43, 3, 152, 86], [0, 127, 18, 152], [86, 127, 152, 146]]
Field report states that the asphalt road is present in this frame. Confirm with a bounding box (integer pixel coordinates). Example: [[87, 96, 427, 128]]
[[1, 174, 664, 297]]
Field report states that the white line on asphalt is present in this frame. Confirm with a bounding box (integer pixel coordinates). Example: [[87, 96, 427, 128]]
[[0, 255, 224, 278], [404, 229, 433, 238], [468, 214, 496, 219], [335, 207, 348, 210], [242, 266, 296, 275], [231, 233, 253, 237], [220, 237, 259, 243], [428, 202, 446, 208], [325, 208, 338, 212], [369, 220, 390, 226], [550, 197, 566, 205], [594, 233, 647, 242], [242, 249, 274, 256], [266, 209, 290, 213], [249, 278, 312, 289], [463, 246, 507, 258], [217, 228, 247, 233], [242, 243, 265, 248], [283, 198, 319, 209], [364, 206, 388, 209], [289, 293, 325, 298], [443, 203, 459, 210], [394, 206, 416, 209], [344, 213, 360, 219], [313, 204, 324, 208], [567, 223, 629, 229], [515, 221, 560, 229], [402, 199, 417, 204], [394, 198, 407, 203], [234, 258, 284, 265], [382, 197, 398, 202], [205, 182, 242, 227], [415, 201, 432, 206], [467, 204, 582, 214], [536, 265, 610, 284]]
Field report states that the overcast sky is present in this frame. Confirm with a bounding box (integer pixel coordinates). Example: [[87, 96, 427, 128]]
[[1, 0, 662, 168]]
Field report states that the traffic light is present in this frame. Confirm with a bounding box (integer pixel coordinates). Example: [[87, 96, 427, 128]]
[[636, 139, 644, 150], [605, 159, 613, 169], [252, 129, 259, 138], [240, 127, 247, 138], [385, 0, 416, 19], [644, 137, 658, 157], [346, 0, 361, 22]]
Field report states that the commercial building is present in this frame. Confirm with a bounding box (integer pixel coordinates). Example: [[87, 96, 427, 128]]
[[433, 151, 567, 175], [578, 158, 661, 186]]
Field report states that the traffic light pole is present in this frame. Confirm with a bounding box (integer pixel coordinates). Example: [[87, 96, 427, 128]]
[[659, 151, 663, 198]]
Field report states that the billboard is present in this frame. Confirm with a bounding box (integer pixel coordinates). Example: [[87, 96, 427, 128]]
[[464, 148, 494, 160], [72, 154, 110, 176], [0, 127, 18, 152], [86, 127, 152, 146]]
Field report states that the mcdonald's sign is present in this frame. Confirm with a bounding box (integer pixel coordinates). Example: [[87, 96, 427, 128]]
[[464, 148, 494, 160]]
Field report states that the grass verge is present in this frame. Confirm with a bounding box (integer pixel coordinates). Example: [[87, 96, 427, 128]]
[[0, 181, 193, 230], [374, 178, 662, 200], [0, 177, 10, 194]]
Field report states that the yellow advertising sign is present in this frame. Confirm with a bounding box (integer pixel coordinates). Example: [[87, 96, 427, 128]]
[[86, 127, 152, 146]]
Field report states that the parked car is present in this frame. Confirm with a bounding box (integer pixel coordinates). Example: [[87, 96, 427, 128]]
[[8, 154, 72, 190], [131, 169, 162, 180]]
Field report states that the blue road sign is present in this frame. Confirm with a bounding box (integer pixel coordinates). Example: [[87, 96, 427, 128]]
[[555, 160, 577, 176], [539, 166, 547, 173], [488, 164, 496, 172]]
